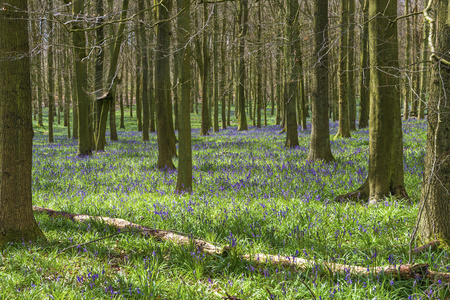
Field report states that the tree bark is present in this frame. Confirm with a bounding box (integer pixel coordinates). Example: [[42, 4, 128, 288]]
[[0, 0, 46, 244], [47, 0, 54, 143], [335, 0, 351, 138], [71, 0, 94, 156], [335, 0, 408, 203], [358, 0, 369, 129], [284, 0, 299, 148], [237, 0, 248, 131], [155, 0, 175, 170], [347, 0, 356, 131], [308, 0, 334, 162], [418, 0, 450, 242], [175, 0, 193, 193], [139, 0, 150, 141]]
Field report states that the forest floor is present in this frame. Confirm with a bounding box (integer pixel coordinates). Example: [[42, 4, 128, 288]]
[[1, 110, 448, 299]]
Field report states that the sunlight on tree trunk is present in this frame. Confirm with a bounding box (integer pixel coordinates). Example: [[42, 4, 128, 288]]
[[0, 0, 46, 244]]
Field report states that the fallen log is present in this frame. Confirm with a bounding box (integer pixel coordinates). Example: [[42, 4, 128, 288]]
[[33, 206, 450, 283], [242, 253, 450, 283], [33, 206, 223, 255]]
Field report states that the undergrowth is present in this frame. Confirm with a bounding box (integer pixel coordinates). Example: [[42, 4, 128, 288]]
[[0, 110, 447, 299]]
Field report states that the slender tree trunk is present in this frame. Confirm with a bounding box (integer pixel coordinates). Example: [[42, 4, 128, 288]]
[[335, 0, 351, 138], [221, 3, 227, 130], [63, 46, 71, 138], [94, 0, 105, 143], [47, 0, 54, 143], [136, 24, 143, 132], [418, 0, 450, 242], [237, 0, 248, 131], [347, 0, 356, 131], [308, 0, 334, 162], [139, 0, 150, 141], [175, 0, 192, 192], [403, 0, 411, 120], [212, 4, 220, 133], [96, 0, 129, 150], [155, 0, 175, 169], [0, 0, 46, 244], [418, 19, 429, 120], [284, 0, 299, 148], [358, 0, 369, 129]]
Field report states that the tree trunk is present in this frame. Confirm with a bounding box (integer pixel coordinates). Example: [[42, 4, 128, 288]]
[[347, 0, 356, 131], [139, 0, 150, 141], [335, 0, 351, 138], [48, 0, 54, 143], [308, 0, 334, 162], [358, 0, 369, 129], [284, 0, 299, 148], [403, 0, 411, 120], [155, 0, 175, 170], [213, 3, 220, 133], [418, 0, 450, 242], [96, 0, 129, 149], [418, 19, 429, 120], [221, 2, 227, 130], [335, 0, 408, 203], [71, 0, 94, 156], [175, 0, 192, 193], [237, 0, 248, 131], [0, 0, 46, 244]]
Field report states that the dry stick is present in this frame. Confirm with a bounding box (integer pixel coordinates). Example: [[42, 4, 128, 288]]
[[33, 206, 223, 255], [34, 206, 450, 283]]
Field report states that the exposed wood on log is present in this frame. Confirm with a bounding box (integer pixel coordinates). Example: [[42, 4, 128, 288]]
[[33, 206, 450, 283], [32, 206, 223, 255], [412, 240, 441, 254], [242, 253, 450, 283]]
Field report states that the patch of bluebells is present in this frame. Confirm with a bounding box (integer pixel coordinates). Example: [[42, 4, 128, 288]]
[[29, 117, 449, 299]]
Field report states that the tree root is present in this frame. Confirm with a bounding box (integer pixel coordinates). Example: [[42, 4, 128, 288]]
[[412, 240, 441, 254], [334, 180, 369, 202], [32, 206, 224, 255]]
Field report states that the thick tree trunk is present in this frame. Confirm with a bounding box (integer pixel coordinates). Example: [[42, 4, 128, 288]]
[[155, 0, 175, 170], [335, 0, 408, 203], [418, 0, 450, 242], [0, 0, 46, 244], [175, 0, 192, 193], [308, 0, 334, 162]]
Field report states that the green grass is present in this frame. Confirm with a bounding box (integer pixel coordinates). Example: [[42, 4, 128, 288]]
[[0, 108, 447, 299]]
